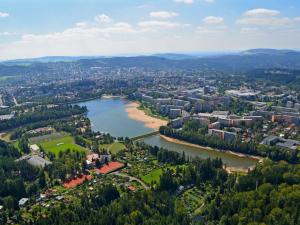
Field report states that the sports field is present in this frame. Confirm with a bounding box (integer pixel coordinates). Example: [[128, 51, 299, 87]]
[[97, 162, 125, 174], [63, 174, 92, 188], [100, 142, 125, 154], [30, 132, 87, 156]]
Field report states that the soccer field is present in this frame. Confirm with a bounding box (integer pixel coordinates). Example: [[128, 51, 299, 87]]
[[30, 132, 87, 156]]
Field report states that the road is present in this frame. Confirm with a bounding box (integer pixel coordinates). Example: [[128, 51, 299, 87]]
[[13, 96, 19, 106], [112, 172, 150, 190]]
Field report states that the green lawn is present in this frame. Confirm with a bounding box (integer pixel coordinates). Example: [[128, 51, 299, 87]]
[[100, 142, 125, 154], [30, 133, 87, 156], [141, 165, 185, 185], [141, 168, 163, 185]]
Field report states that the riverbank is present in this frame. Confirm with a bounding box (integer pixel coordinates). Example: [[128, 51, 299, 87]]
[[126, 102, 168, 130], [160, 135, 263, 173]]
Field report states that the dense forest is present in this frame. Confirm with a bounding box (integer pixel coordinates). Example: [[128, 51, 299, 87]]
[[1, 135, 300, 224], [0, 140, 85, 218], [34, 188, 189, 225], [0, 105, 87, 131], [0, 140, 42, 212], [203, 161, 300, 225]]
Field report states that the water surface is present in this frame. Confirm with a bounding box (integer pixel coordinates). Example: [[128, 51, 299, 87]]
[[141, 135, 257, 169], [77, 98, 152, 138], [77, 98, 258, 169]]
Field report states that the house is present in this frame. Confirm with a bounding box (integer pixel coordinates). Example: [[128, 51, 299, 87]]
[[30, 144, 40, 153], [260, 136, 279, 146], [261, 136, 300, 150], [169, 108, 181, 119], [209, 129, 237, 142], [170, 118, 183, 128], [18, 198, 29, 208], [128, 185, 137, 192]]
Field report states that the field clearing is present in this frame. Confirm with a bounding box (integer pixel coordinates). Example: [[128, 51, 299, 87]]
[[141, 168, 163, 184], [30, 132, 87, 156], [100, 142, 125, 154], [141, 165, 186, 185]]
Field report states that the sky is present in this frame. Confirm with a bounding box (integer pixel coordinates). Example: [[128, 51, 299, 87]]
[[0, 0, 300, 60]]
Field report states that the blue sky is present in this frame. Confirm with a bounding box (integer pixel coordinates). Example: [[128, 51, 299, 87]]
[[0, 0, 300, 60]]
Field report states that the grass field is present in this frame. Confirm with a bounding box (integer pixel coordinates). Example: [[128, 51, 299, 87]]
[[141, 168, 163, 184], [30, 132, 87, 156], [141, 165, 186, 185], [100, 142, 125, 154]]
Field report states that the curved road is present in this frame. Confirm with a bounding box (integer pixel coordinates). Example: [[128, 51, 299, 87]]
[[112, 172, 150, 190]]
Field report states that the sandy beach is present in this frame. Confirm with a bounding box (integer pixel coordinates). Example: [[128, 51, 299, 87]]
[[160, 135, 262, 173], [125, 102, 168, 130]]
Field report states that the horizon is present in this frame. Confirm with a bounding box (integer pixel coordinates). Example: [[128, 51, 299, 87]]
[[1, 48, 300, 62], [1, 0, 300, 60]]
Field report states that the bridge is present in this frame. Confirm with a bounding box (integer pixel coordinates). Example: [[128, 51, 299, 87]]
[[131, 131, 159, 141]]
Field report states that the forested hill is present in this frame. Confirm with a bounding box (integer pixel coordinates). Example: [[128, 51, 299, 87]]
[[1, 49, 300, 77]]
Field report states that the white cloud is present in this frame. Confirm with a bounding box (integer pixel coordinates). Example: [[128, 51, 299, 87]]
[[0, 32, 16, 36], [0, 12, 9, 18], [94, 14, 112, 23], [138, 20, 180, 30], [173, 0, 194, 4], [203, 16, 224, 25], [237, 17, 291, 26], [294, 17, 300, 22], [150, 11, 178, 19], [204, 0, 215, 3], [1, 12, 300, 60], [244, 8, 280, 17], [76, 21, 89, 27], [236, 9, 293, 26]]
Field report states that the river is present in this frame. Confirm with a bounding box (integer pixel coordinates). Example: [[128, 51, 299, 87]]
[[76, 98, 258, 170]]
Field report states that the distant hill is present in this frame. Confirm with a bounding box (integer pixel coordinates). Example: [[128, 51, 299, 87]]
[[1, 56, 102, 65], [240, 48, 299, 56], [152, 53, 198, 60], [1, 49, 300, 76]]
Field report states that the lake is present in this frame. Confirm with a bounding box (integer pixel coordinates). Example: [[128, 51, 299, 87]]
[[77, 98, 153, 138], [77, 98, 258, 170]]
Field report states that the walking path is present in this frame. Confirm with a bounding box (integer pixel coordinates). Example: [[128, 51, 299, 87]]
[[112, 172, 150, 190]]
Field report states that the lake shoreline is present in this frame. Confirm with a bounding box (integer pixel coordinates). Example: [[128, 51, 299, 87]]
[[77, 97, 260, 172], [125, 102, 168, 130], [159, 135, 262, 173]]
